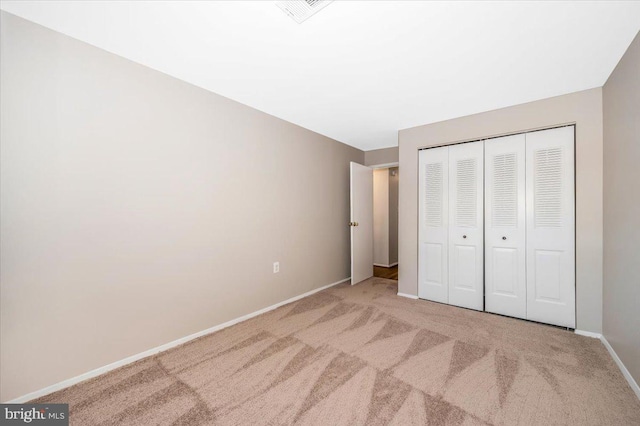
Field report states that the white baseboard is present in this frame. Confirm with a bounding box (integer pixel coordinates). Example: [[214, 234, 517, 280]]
[[575, 329, 640, 400], [600, 335, 640, 400], [575, 329, 602, 339], [373, 262, 398, 268], [397, 292, 419, 300], [6, 277, 351, 404]]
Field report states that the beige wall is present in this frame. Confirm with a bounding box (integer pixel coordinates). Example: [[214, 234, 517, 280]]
[[603, 32, 640, 384], [364, 147, 398, 166], [0, 12, 363, 401], [398, 88, 603, 333], [373, 169, 390, 265], [388, 168, 399, 265]]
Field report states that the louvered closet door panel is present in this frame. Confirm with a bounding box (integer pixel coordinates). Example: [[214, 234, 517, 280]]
[[485, 134, 526, 319], [418, 147, 449, 303], [526, 126, 575, 328], [448, 141, 484, 311]]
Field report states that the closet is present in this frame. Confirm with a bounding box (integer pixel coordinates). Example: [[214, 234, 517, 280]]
[[418, 126, 575, 328], [418, 140, 484, 311]]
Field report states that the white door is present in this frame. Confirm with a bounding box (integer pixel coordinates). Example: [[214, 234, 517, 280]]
[[350, 162, 373, 285], [485, 134, 527, 319], [448, 141, 484, 311], [418, 147, 449, 303], [526, 126, 575, 328]]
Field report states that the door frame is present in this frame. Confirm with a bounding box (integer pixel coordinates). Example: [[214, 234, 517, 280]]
[[369, 162, 399, 169]]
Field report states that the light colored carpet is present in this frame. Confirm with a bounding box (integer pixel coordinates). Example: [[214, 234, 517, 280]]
[[35, 277, 640, 425]]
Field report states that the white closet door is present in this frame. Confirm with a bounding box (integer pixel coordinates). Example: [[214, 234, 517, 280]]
[[485, 135, 527, 319], [526, 126, 575, 328], [448, 141, 484, 311], [418, 147, 449, 303]]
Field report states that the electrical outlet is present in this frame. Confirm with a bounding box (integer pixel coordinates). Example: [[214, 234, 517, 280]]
[[273, 262, 280, 273]]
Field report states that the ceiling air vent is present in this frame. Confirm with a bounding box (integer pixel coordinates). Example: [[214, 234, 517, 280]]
[[275, 0, 334, 24]]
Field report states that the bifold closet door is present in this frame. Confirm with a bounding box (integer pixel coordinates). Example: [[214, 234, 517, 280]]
[[526, 126, 575, 328], [418, 147, 449, 303], [448, 141, 484, 311], [485, 135, 526, 319]]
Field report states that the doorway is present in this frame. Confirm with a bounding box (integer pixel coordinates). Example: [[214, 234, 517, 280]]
[[349, 162, 399, 285], [373, 166, 399, 281]]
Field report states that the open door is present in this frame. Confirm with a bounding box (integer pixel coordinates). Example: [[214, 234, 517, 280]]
[[350, 162, 373, 285]]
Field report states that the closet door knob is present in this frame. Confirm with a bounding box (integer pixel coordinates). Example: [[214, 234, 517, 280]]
[[462, 235, 467, 239], [502, 236, 507, 240]]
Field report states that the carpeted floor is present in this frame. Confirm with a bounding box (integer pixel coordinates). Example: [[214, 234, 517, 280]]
[[35, 278, 640, 425]]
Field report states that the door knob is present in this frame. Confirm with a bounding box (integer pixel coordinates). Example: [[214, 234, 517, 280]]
[[355, 222, 359, 226], [462, 235, 467, 239], [502, 236, 507, 240]]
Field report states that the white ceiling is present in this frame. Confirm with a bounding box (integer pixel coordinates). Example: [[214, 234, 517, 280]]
[[2, 1, 639, 151]]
